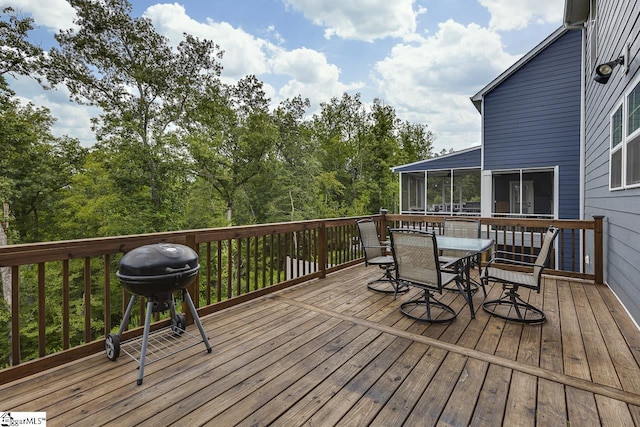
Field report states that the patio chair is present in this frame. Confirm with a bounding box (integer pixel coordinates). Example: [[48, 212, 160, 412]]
[[481, 225, 559, 324], [440, 218, 484, 295], [389, 228, 462, 323], [356, 219, 407, 298]]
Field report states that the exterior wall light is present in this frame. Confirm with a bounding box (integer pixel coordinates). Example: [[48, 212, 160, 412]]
[[594, 56, 625, 84]]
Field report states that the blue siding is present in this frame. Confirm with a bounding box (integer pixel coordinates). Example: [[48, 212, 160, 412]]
[[393, 147, 480, 172], [483, 30, 582, 220], [580, 0, 640, 324]]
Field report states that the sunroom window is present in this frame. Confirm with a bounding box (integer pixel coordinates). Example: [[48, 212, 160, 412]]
[[399, 168, 480, 215], [492, 169, 554, 218]]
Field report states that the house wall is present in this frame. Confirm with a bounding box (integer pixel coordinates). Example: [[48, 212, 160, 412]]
[[482, 30, 583, 220], [581, 0, 640, 322]]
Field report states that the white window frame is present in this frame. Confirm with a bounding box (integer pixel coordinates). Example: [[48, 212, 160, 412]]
[[609, 101, 624, 190], [610, 73, 640, 190]]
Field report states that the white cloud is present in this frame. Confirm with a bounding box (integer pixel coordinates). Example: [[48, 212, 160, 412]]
[[145, 4, 362, 111], [144, 3, 273, 79], [479, 0, 563, 31], [2, 0, 563, 153], [272, 48, 365, 107], [272, 48, 339, 85], [11, 76, 97, 146], [283, 0, 422, 42], [373, 20, 521, 151], [0, 0, 76, 31]]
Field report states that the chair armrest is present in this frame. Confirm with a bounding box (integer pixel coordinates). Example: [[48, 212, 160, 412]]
[[486, 255, 545, 270]]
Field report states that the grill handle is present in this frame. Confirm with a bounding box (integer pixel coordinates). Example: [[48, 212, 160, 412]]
[[164, 264, 192, 274]]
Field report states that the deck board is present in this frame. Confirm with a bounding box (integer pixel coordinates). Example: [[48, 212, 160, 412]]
[[2, 264, 640, 426]]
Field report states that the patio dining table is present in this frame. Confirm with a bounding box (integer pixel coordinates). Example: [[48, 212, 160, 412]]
[[436, 235, 494, 318]]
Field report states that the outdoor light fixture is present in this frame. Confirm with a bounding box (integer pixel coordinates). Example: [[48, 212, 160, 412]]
[[594, 56, 625, 84]]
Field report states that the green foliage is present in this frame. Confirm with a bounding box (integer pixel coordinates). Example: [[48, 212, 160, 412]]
[[0, 0, 440, 364], [47, 0, 223, 232], [0, 7, 45, 94]]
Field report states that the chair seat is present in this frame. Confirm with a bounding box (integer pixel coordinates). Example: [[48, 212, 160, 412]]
[[368, 255, 394, 266], [401, 270, 459, 292], [485, 266, 537, 288]]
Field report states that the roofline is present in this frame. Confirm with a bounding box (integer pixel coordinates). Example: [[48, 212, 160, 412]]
[[469, 26, 568, 113], [391, 145, 481, 172], [563, 0, 590, 29]]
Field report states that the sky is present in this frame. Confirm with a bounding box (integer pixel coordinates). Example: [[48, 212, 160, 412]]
[[3, 0, 565, 153]]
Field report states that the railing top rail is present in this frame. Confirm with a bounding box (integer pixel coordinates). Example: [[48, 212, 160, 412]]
[[0, 214, 597, 267], [0, 215, 378, 267], [386, 214, 596, 231]]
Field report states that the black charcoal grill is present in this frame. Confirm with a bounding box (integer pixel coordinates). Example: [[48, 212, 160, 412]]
[[105, 243, 212, 385]]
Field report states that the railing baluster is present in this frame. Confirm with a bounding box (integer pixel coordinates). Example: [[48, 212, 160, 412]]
[[11, 265, 19, 365], [206, 242, 212, 305], [83, 257, 92, 344], [217, 241, 222, 302], [245, 236, 251, 293], [104, 254, 111, 337], [38, 263, 45, 358], [63, 260, 70, 349]]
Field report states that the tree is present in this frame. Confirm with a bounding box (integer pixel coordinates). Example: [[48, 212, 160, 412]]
[[396, 121, 434, 165], [0, 7, 48, 360], [0, 7, 45, 94], [186, 76, 279, 224], [247, 95, 322, 222], [0, 97, 86, 242], [360, 99, 400, 213], [46, 0, 223, 231], [312, 93, 368, 214]]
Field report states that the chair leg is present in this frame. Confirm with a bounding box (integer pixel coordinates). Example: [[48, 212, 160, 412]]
[[477, 257, 487, 297], [400, 289, 457, 323], [442, 259, 482, 295], [482, 285, 545, 324], [367, 265, 408, 299]]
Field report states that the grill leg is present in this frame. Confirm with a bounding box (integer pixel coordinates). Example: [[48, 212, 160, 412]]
[[182, 289, 212, 353], [118, 295, 137, 337], [137, 300, 154, 385]]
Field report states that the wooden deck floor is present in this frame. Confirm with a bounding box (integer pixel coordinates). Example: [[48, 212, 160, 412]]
[[3, 264, 640, 426]]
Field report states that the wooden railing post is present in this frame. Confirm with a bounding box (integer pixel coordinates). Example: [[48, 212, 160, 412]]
[[379, 209, 388, 242], [318, 221, 327, 279], [593, 215, 604, 285]]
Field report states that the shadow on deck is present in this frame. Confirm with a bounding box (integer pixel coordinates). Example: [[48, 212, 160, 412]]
[[2, 264, 640, 426]]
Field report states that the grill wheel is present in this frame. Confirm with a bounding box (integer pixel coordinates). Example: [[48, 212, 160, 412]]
[[105, 333, 120, 361]]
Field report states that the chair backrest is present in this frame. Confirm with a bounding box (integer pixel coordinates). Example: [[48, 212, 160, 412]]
[[533, 226, 559, 279], [442, 218, 481, 258], [356, 219, 383, 262], [390, 228, 442, 290]]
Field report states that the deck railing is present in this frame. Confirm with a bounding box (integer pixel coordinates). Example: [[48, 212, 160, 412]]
[[0, 214, 603, 384], [384, 214, 603, 284]]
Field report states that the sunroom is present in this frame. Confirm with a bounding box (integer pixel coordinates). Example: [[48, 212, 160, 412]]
[[394, 146, 482, 216]]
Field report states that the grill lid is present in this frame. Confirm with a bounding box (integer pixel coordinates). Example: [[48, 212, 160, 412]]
[[118, 243, 199, 278]]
